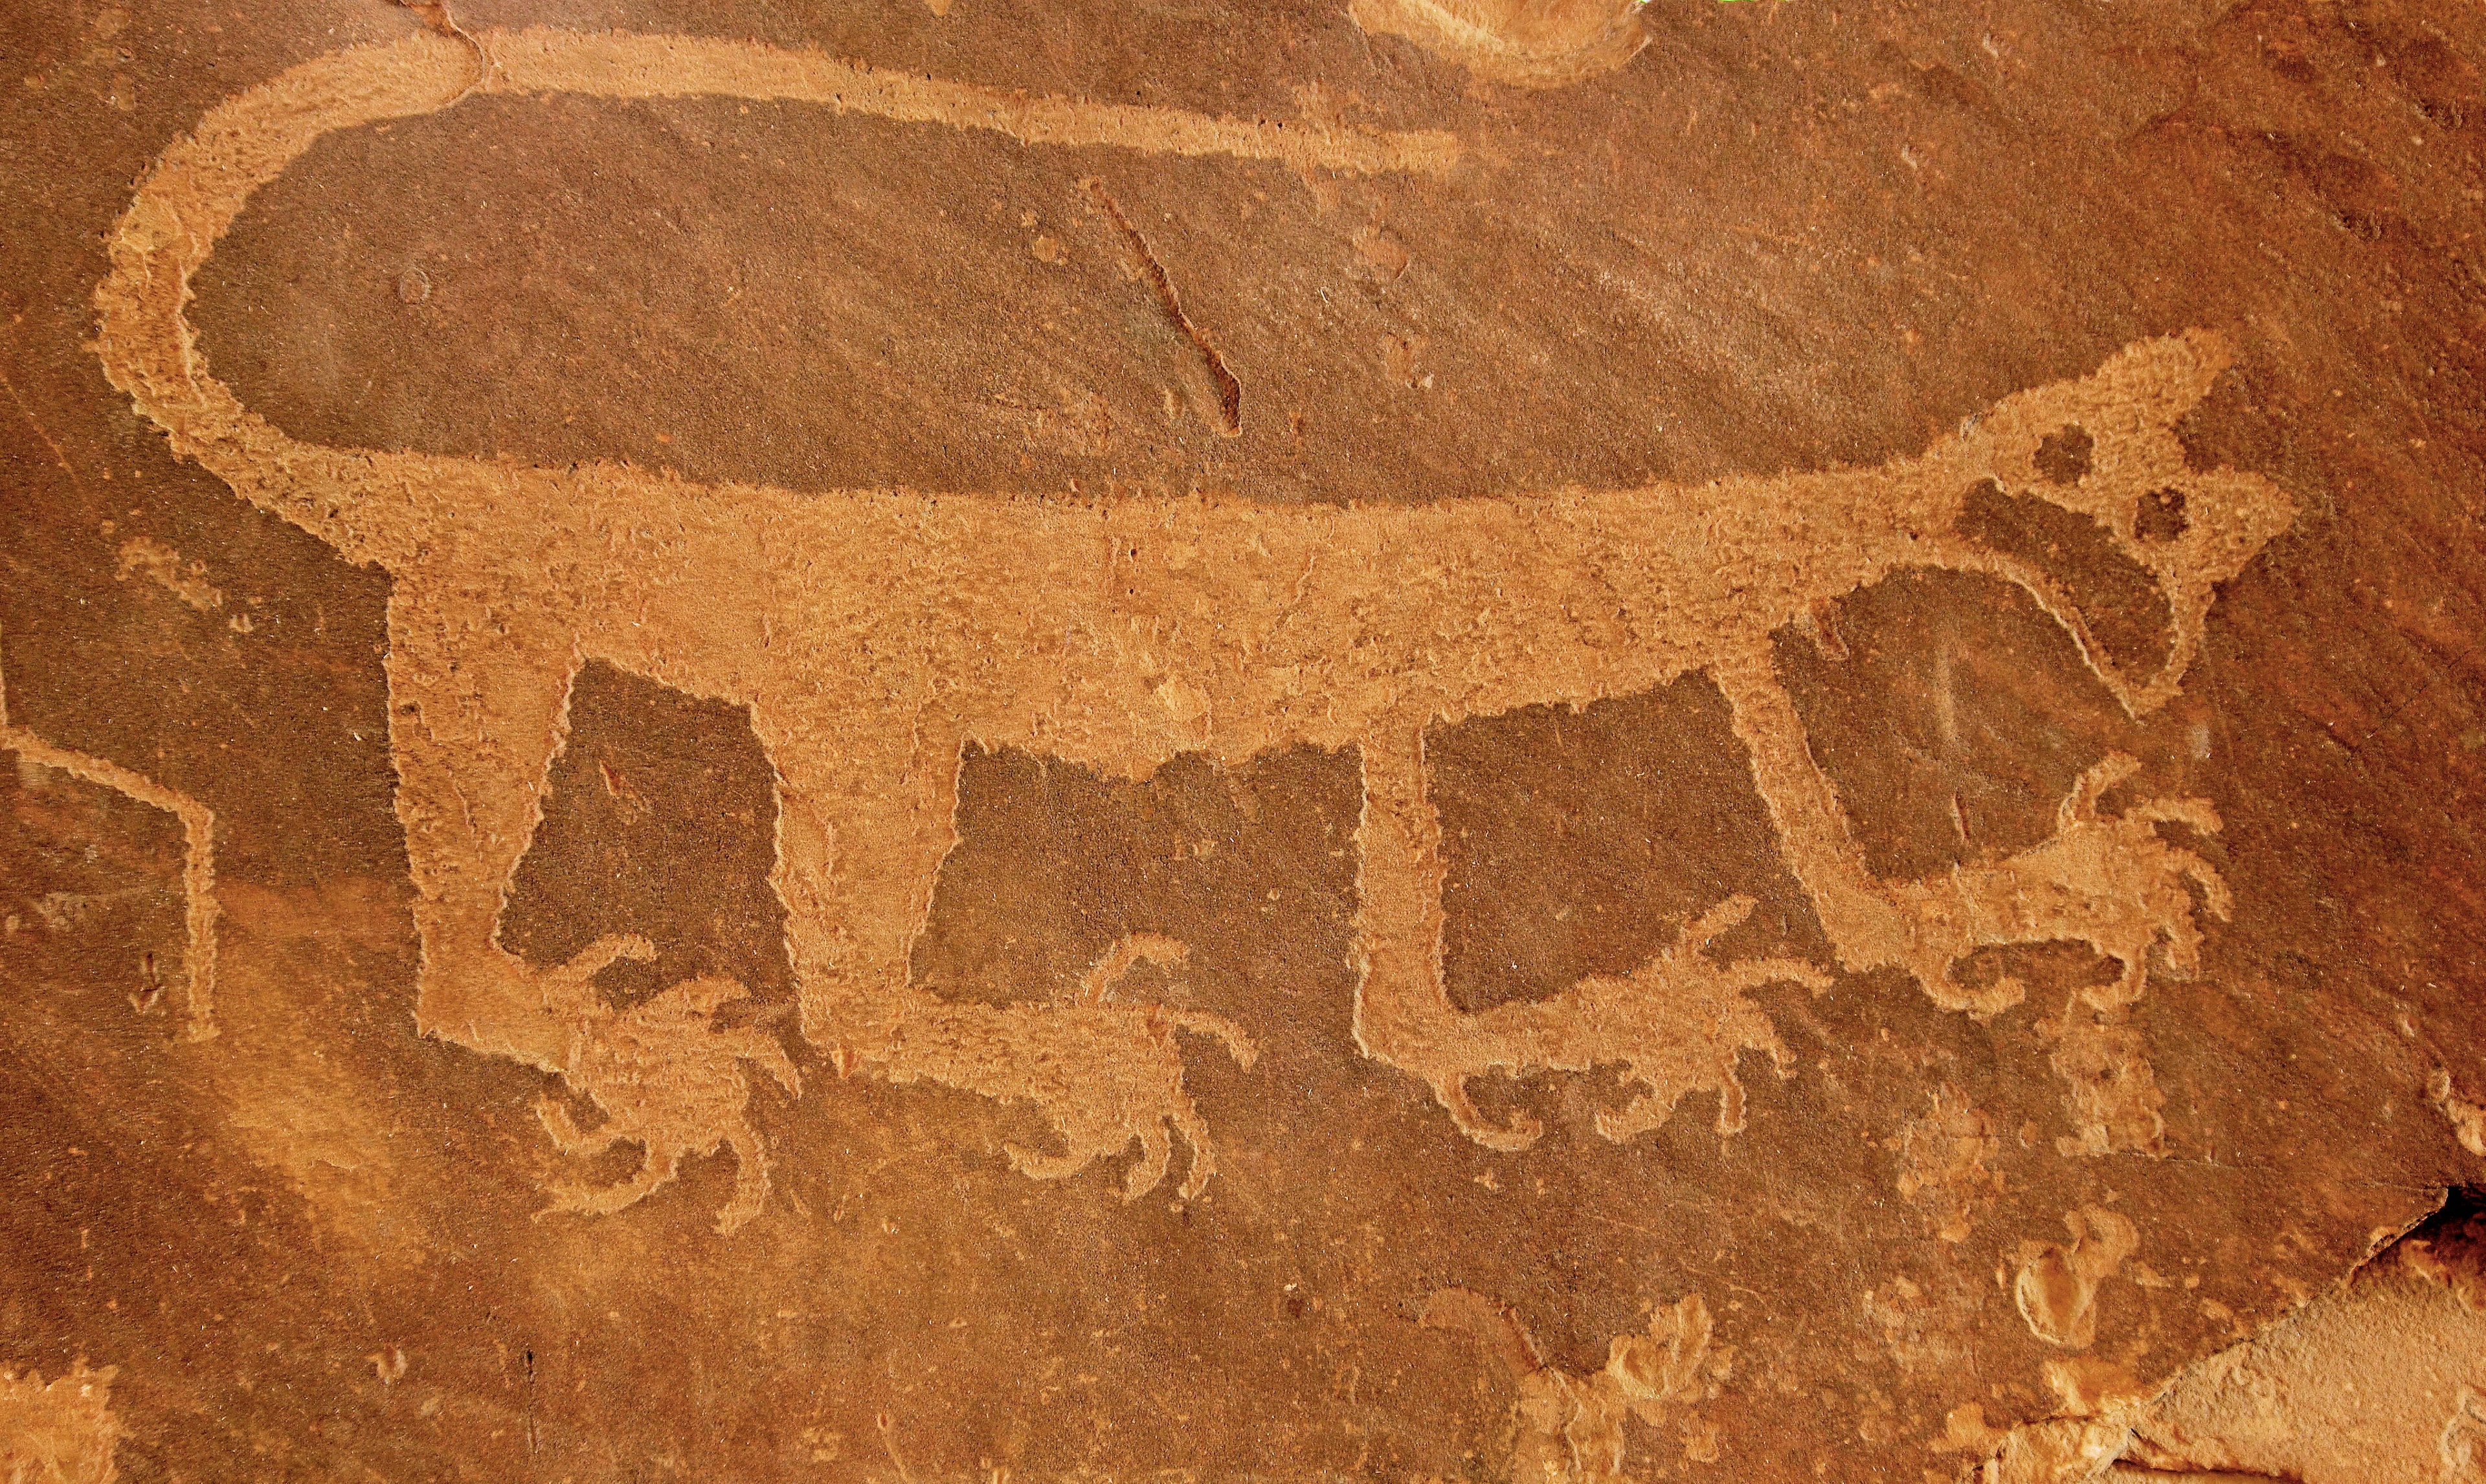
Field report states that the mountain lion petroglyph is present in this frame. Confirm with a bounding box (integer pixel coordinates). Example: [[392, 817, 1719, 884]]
[[95, 27, 2294, 1232]]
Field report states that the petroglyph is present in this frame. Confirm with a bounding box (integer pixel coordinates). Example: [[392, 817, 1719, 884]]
[[2445, 1388, 2486, 1481], [0, 1362, 126, 1484], [1896, 1083, 2004, 1243], [2045, 1002, 2171, 1158], [1350, 0, 1652, 89], [530, 936, 802, 1234], [2015, 1205, 2139, 1349], [1865, 1276, 1975, 1379], [1, 632, 219, 1040], [1422, 1286, 1723, 1481], [95, 25, 2292, 1228], [1353, 828, 1826, 1149]]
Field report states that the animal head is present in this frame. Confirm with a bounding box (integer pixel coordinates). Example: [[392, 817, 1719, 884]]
[[1938, 330, 2298, 718]]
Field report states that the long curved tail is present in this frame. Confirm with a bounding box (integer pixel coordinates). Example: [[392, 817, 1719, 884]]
[[91, 28, 1461, 571]]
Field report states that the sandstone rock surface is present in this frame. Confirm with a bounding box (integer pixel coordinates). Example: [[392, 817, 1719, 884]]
[[3, 1, 2483, 1479]]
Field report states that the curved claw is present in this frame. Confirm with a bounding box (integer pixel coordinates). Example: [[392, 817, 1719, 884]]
[[530, 969, 799, 1234], [538, 1144, 681, 1221], [2060, 753, 2142, 830], [944, 991, 1255, 1202], [1125, 1123, 1174, 1202], [1923, 960, 2026, 1019], [1009, 1104, 1220, 1204], [1165, 1008, 1260, 1071], [2180, 847, 2234, 922], [2131, 795, 2223, 836], [714, 1125, 776, 1235], [547, 933, 658, 991], [1440, 1076, 1545, 1153], [1595, 1089, 1674, 1143], [1679, 894, 1758, 955], [1717, 956, 1835, 995], [1003, 1140, 1094, 1184], [2083, 955, 2151, 1013], [1077, 932, 1191, 1007], [534, 1094, 617, 1157], [1167, 1098, 1221, 1200]]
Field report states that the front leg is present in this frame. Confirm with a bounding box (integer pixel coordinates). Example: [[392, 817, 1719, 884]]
[[1714, 650, 2228, 1016], [1918, 753, 2230, 1013], [1351, 724, 1824, 1151], [386, 592, 800, 1232], [1350, 723, 1547, 1151]]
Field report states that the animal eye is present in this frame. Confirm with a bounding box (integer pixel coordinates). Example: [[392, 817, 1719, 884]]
[[2035, 424, 2094, 485], [2136, 487, 2188, 542]]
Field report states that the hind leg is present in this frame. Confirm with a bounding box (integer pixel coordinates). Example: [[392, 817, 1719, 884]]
[[385, 584, 623, 1071], [390, 586, 791, 1230], [1350, 724, 1549, 1151], [752, 727, 959, 1057]]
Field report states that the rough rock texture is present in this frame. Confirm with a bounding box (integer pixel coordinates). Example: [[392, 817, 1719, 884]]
[[2116, 1197, 2486, 1482], [3, 1, 2483, 1479]]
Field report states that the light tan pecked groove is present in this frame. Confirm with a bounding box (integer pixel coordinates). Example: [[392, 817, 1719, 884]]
[[1, 634, 219, 1041], [93, 24, 2298, 1234]]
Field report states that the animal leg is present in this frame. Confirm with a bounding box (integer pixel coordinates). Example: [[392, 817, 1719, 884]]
[[1723, 647, 2237, 1018], [384, 584, 590, 1072], [1711, 652, 1932, 994], [763, 732, 1254, 1199], [386, 593, 784, 1230], [754, 732, 959, 1057], [1351, 724, 1548, 1151]]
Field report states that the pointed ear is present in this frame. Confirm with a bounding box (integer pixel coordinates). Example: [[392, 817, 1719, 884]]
[[2081, 327, 2234, 430], [1958, 330, 2229, 482]]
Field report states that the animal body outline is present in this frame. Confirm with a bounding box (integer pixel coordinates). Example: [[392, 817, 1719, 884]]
[[95, 26, 2294, 1232]]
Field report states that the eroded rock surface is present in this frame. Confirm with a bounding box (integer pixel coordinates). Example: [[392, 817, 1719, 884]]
[[3, 1, 2483, 1479]]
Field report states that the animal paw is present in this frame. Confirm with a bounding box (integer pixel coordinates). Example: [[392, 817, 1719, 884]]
[[880, 936, 1258, 1200], [1903, 753, 2230, 1015], [539, 973, 800, 1235], [1585, 896, 1831, 1140], [1425, 896, 1828, 1151], [996, 1000, 1257, 1201]]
